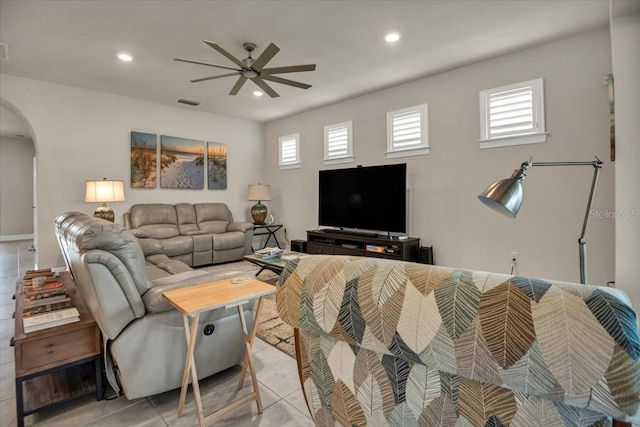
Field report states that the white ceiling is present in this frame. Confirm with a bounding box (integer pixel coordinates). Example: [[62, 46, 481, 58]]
[[1, 0, 638, 138]]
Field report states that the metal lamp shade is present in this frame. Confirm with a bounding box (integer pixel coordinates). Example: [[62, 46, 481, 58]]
[[478, 177, 523, 218]]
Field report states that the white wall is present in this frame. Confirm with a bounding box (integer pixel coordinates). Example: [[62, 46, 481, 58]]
[[0, 74, 265, 268], [612, 12, 640, 311], [265, 28, 615, 286], [0, 136, 34, 238]]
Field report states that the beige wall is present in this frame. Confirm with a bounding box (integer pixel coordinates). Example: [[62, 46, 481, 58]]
[[0, 75, 265, 268], [0, 136, 34, 238], [612, 12, 640, 312], [265, 28, 615, 286]]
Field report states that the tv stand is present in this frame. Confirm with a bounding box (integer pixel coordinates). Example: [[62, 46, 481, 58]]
[[307, 230, 419, 262], [327, 229, 380, 238]]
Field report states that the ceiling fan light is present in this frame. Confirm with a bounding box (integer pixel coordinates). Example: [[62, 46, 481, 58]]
[[253, 91, 263, 97], [242, 69, 258, 79], [117, 52, 133, 62], [385, 33, 401, 43]]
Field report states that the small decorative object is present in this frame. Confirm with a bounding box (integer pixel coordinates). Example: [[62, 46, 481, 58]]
[[160, 135, 204, 189], [130, 131, 157, 188], [230, 277, 250, 284], [266, 214, 275, 225], [85, 178, 125, 222], [207, 142, 227, 189], [247, 183, 271, 225]]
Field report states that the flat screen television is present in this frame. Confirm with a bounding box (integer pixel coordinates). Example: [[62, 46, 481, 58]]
[[318, 163, 406, 234]]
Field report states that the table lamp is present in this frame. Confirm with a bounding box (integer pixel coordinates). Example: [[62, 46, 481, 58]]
[[85, 178, 125, 222], [247, 184, 271, 225], [478, 156, 602, 284]]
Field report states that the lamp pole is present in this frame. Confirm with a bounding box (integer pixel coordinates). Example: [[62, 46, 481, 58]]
[[509, 157, 603, 284]]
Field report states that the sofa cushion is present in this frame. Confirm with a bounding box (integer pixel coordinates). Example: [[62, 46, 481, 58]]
[[130, 204, 180, 239], [195, 203, 231, 234], [175, 203, 201, 235], [160, 236, 194, 258], [212, 231, 245, 250], [59, 214, 149, 296]]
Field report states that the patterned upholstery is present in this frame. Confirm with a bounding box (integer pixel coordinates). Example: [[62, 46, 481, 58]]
[[276, 255, 640, 426]]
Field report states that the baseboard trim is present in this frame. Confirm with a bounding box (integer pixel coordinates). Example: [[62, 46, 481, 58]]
[[0, 234, 34, 242]]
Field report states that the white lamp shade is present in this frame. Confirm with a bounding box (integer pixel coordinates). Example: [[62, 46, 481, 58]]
[[85, 179, 125, 203], [247, 184, 271, 201]]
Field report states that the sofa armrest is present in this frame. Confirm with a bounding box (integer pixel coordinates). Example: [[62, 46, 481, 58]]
[[129, 228, 153, 238], [228, 221, 254, 233]]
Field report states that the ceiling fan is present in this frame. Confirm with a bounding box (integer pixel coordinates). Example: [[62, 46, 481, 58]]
[[175, 41, 316, 98]]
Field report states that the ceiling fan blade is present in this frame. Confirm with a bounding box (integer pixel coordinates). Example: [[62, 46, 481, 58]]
[[229, 76, 248, 95], [261, 64, 316, 75], [191, 72, 241, 83], [203, 40, 247, 69], [174, 58, 240, 72], [251, 77, 279, 98], [261, 74, 311, 89], [251, 43, 280, 72]]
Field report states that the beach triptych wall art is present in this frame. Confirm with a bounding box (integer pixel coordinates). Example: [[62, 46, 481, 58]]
[[130, 132, 157, 188], [160, 135, 205, 189], [207, 142, 227, 189]]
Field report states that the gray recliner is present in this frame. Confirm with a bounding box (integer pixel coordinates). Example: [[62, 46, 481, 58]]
[[55, 212, 253, 399]]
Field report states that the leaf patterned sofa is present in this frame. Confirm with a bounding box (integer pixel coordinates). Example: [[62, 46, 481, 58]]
[[276, 255, 640, 426]]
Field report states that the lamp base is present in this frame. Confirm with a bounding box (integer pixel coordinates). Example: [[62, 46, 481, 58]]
[[94, 204, 115, 222], [251, 201, 267, 225]]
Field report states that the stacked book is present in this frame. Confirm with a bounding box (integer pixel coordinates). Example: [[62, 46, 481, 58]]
[[254, 247, 284, 260], [21, 269, 80, 333]]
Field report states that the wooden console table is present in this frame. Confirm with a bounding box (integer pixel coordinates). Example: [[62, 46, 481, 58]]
[[163, 277, 275, 426], [12, 271, 102, 427]]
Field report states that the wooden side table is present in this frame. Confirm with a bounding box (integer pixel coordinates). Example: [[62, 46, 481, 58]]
[[12, 271, 102, 427], [163, 277, 275, 427]]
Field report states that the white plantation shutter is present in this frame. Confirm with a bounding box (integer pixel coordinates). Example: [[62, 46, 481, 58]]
[[279, 133, 301, 169], [480, 78, 547, 148], [324, 121, 353, 165], [386, 104, 429, 159]]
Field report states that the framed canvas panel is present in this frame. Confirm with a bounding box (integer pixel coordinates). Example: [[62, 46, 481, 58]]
[[207, 142, 227, 189], [130, 132, 157, 188], [160, 135, 204, 189]]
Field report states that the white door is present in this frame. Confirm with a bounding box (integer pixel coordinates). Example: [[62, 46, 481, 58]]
[[31, 156, 37, 251]]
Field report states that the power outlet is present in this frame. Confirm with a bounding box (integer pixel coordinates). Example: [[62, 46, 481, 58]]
[[510, 252, 519, 264]]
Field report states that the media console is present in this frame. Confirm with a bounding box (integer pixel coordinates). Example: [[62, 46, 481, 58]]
[[307, 229, 420, 262]]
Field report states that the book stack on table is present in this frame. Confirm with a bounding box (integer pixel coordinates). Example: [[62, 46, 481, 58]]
[[253, 247, 284, 260], [21, 269, 80, 333]]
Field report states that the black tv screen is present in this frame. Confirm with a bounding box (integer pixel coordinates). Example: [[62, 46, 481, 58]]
[[318, 163, 407, 234]]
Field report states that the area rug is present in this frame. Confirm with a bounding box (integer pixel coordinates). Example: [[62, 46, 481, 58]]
[[200, 261, 295, 358]]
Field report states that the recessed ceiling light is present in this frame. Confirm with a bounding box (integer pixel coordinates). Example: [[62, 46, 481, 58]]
[[385, 33, 401, 43], [253, 91, 263, 97], [117, 53, 133, 62]]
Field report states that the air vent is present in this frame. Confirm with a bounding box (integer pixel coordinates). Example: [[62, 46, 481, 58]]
[[0, 43, 8, 60], [177, 98, 200, 107]]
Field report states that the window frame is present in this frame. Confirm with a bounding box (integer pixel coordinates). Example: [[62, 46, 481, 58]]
[[278, 133, 301, 170], [323, 120, 354, 165], [386, 103, 430, 159], [479, 78, 547, 149]]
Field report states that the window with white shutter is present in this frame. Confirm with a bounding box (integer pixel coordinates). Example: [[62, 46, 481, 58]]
[[479, 78, 547, 148], [324, 121, 354, 165], [386, 104, 429, 159], [278, 133, 301, 170]]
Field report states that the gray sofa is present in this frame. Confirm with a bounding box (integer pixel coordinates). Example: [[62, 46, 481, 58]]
[[55, 211, 254, 399], [123, 203, 253, 267]]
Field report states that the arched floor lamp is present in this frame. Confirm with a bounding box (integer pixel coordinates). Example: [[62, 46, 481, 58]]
[[478, 156, 603, 284]]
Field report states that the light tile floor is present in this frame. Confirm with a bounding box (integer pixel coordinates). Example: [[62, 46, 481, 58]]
[[0, 241, 312, 427]]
